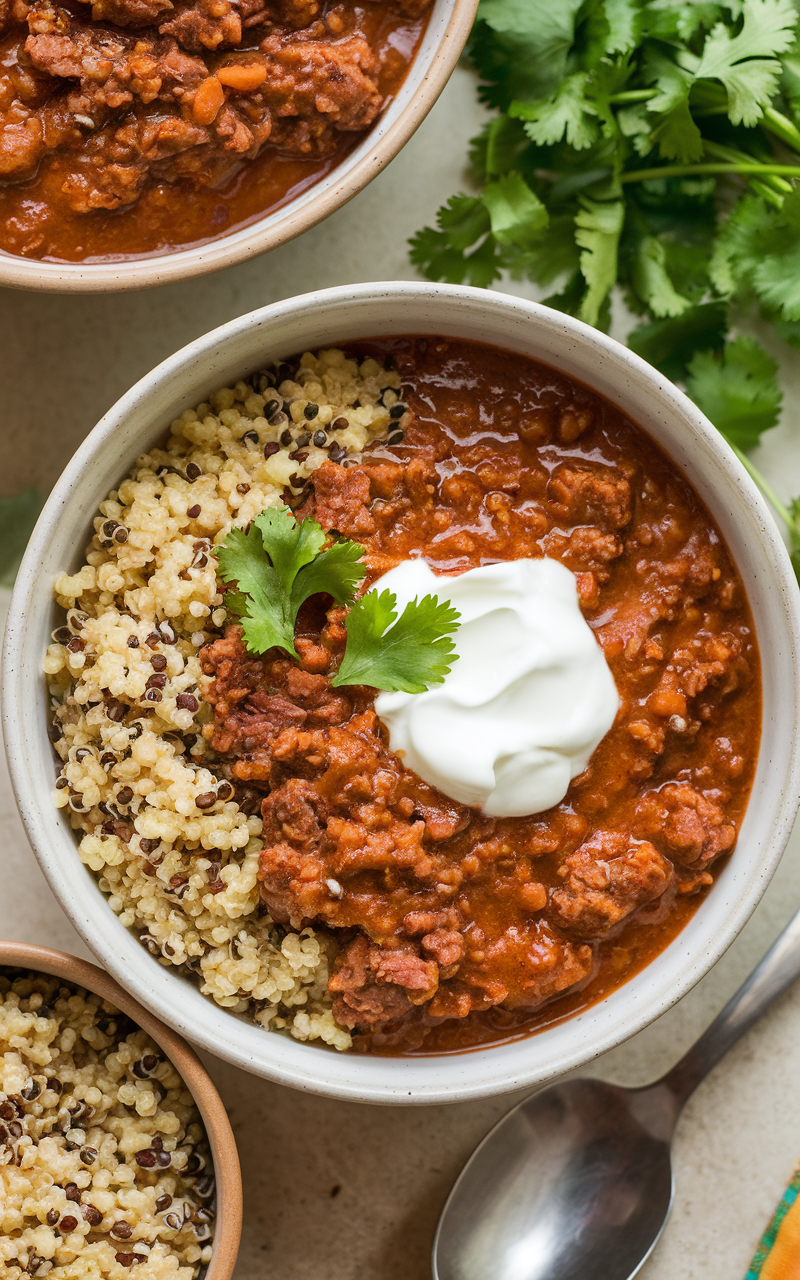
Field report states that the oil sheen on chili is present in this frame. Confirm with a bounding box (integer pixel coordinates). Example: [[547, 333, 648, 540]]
[[0, 0, 430, 262], [200, 336, 761, 1055]]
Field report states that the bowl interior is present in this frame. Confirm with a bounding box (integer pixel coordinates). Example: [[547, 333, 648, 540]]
[[5, 283, 800, 1102], [0, 0, 476, 292], [0, 940, 242, 1279]]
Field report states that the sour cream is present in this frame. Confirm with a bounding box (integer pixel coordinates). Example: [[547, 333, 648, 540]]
[[374, 558, 619, 818]]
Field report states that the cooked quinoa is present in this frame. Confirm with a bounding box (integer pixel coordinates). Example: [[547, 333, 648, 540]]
[[44, 349, 404, 1053], [0, 970, 214, 1280]]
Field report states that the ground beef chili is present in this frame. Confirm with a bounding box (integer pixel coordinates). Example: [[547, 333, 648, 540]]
[[200, 336, 761, 1054], [0, 0, 430, 261]]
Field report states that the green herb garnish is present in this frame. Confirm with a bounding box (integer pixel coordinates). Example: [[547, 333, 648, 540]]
[[409, 0, 800, 577], [331, 588, 461, 693], [216, 507, 366, 658], [216, 508, 460, 692]]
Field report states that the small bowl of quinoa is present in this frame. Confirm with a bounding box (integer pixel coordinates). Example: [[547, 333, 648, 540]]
[[0, 940, 242, 1280]]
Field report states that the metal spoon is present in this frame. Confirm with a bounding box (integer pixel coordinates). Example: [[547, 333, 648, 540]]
[[433, 906, 800, 1280]]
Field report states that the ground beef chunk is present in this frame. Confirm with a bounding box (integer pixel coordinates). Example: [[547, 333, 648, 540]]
[[84, 0, 171, 26], [637, 784, 736, 869], [476, 921, 594, 1012], [329, 936, 438, 1031], [158, 0, 318, 45], [26, 11, 209, 109], [421, 928, 464, 971], [547, 462, 632, 529], [266, 0, 319, 27], [259, 34, 382, 155], [1, 0, 28, 33], [0, 93, 51, 176], [550, 834, 673, 937], [59, 151, 148, 210], [158, 0, 241, 49], [310, 459, 376, 536]]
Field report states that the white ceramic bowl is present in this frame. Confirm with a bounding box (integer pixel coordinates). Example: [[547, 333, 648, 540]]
[[5, 283, 800, 1104], [0, 0, 476, 294]]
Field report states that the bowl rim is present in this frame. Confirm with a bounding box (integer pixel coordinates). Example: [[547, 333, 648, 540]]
[[0, 939, 242, 1279], [5, 280, 800, 1104], [0, 0, 478, 294]]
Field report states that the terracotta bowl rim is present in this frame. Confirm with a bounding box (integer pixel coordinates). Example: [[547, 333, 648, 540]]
[[0, 0, 478, 294], [0, 938, 242, 1280]]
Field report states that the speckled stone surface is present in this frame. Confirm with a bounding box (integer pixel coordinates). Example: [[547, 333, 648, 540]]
[[2, 64, 800, 1280]]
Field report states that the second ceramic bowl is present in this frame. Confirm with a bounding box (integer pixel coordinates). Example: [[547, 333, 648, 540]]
[[5, 282, 800, 1103], [0, 939, 242, 1278], [0, 0, 477, 294]]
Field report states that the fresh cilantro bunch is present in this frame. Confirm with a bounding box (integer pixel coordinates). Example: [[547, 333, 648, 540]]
[[410, 0, 800, 576], [216, 508, 461, 692]]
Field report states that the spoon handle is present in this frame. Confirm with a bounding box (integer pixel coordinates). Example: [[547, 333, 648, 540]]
[[661, 906, 800, 1108]]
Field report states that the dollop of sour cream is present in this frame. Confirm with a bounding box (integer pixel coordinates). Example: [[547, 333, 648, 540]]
[[374, 558, 619, 818]]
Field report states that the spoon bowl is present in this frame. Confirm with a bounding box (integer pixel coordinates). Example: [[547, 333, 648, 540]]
[[433, 1079, 677, 1280]]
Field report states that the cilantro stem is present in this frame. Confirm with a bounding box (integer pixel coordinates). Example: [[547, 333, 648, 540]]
[[620, 162, 800, 183], [703, 140, 794, 197], [748, 179, 788, 210], [761, 106, 800, 156], [608, 89, 657, 105]]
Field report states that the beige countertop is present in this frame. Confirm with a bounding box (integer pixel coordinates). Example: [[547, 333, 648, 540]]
[[2, 64, 800, 1280]]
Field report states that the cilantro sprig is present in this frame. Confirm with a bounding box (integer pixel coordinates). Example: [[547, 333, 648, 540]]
[[410, 0, 800, 577], [215, 508, 461, 692], [217, 508, 366, 658], [332, 589, 461, 693]]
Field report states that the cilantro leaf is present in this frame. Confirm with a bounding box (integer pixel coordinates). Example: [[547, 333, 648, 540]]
[[643, 52, 704, 162], [781, 51, 800, 118], [471, 114, 531, 181], [650, 4, 729, 44], [216, 507, 365, 658], [708, 192, 770, 297], [408, 226, 469, 285], [617, 102, 655, 156], [750, 188, 800, 321], [0, 488, 44, 585], [332, 590, 461, 694], [289, 539, 368, 610], [685, 337, 782, 449], [216, 522, 297, 655], [631, 235, 692, 317], [627, 301, 728, 379], [437, 193, 491, 252], [482, 173, 549, 246], [710, 189, 800, 320], [508, 212, 580, 288], [693, 0, 797, 126], [604, 0, 641, 54], [575, 197, 625, 327], [470, 0, 586, 108], [252, 505, 325, 584], [511, 75, 599, 151], [409, 194, 505, 287]]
